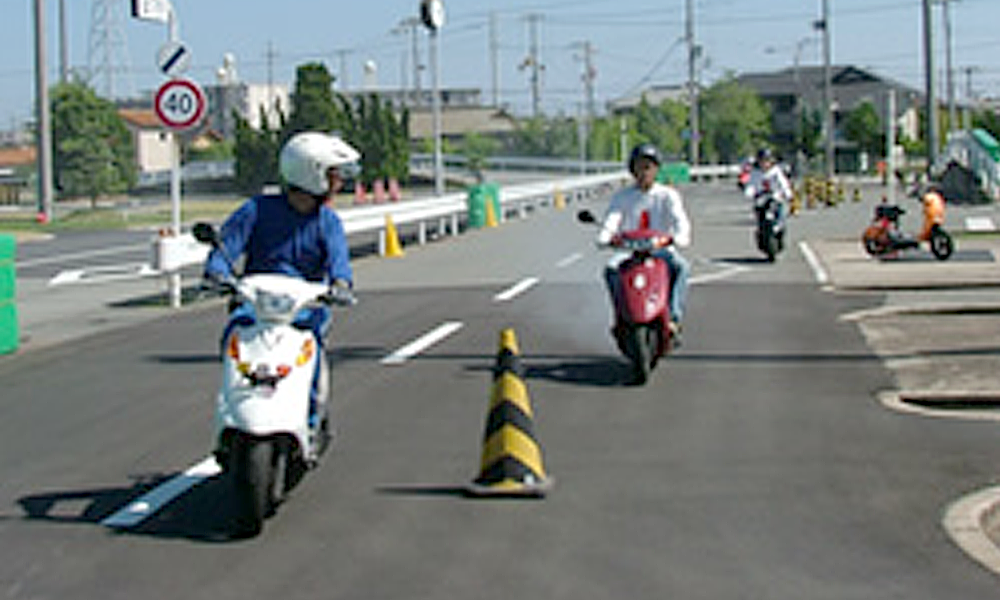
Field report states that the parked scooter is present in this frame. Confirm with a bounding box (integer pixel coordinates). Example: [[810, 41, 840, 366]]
[[193, 223, 355, 536], [753, 191, 786, 262], [578, 210, 674, 385], [862, 193, 954, 260]]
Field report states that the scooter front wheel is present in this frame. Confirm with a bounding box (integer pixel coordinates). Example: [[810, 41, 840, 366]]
[[929, 228, 954, 260], [232, 437, 280, 536], [626, 325, 653, 385]]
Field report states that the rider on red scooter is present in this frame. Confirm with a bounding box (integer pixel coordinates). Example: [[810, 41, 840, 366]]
[[597, 143, 692, 341]]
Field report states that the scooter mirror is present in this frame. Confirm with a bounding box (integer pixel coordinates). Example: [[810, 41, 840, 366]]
[[577, 210, 597, 224], [192, 222, 219, 246]]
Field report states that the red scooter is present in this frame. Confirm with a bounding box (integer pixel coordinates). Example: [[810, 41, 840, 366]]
[[579, 210, 674, 384]]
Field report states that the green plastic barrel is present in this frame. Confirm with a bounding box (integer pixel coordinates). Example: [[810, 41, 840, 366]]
[[0, 234, 17, 355], [467, 183, 502, 229], [659, 162, 691, 184]]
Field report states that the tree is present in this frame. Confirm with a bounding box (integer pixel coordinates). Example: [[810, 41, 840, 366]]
[[283, 63, 343, 140], [50, 82, 135, 205], [699, 76, 770, 164], [843, 101, 883, 158], [509, 116, 578, 158], [459, 132, 500, 181], [233, 106, 280, 194]]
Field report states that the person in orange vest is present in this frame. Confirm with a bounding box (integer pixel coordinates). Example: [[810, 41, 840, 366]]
[[920, 185, 946, 241]]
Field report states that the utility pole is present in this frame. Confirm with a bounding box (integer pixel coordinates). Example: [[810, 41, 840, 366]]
[[816, 0, 834, 179], [937, 0, 959, 133], [393, 18, 423, 106], [923, 0, 938, 176], [573, 41, 596, 170], [521, 14, 543, 118], [886, 89, 897, 204], [59, 0, 69, 83], [686, 0, 700, 166], [963, 66, 978, 130], [265, 41, 277, 115], [490, 12, 500, 108], [34, 0, 54, 222], [334, 49, 352, 91]]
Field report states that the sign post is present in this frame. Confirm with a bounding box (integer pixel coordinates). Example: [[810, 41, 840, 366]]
[[154, 77, 205, 308]]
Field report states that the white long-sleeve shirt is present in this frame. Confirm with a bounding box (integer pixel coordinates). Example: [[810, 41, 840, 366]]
[[597, 182, 691, 248], [743, 164, 793, 205]]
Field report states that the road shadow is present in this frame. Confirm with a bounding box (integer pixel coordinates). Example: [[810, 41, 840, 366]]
[[18, 473, 173, 526], [463, 354, 635, 388], [17, 473, 246, 543], [376, 485, 469, 498], [714, 255, 780, 265]]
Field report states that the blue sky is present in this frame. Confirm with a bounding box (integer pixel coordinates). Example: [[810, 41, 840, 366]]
[[4, 0, 999, 129]]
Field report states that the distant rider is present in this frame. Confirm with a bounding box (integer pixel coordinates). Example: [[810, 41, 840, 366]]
[[203, 131, 358, 431], [743, 147, 793, 229], [597, 143, 692, 340]]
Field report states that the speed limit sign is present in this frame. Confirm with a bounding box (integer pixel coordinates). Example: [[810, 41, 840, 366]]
[[154, 78, 206, 130]]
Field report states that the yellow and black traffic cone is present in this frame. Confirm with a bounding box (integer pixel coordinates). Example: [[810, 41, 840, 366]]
[[467, 328, 551, 498]]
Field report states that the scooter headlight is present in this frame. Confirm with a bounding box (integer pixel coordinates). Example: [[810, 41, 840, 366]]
[[632, 273, 647, 290], [255, 290, 296, 321]]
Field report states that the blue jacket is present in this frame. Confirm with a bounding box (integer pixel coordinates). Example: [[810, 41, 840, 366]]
[[204, 194, 353, 286]]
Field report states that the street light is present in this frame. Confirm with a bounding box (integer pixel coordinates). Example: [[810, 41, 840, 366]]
[[420, 0, 445, 196]]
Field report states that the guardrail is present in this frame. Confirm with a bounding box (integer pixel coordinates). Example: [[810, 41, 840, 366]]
[[153, 171, 629, 272]]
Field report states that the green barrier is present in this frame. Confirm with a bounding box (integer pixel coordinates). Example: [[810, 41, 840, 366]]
[[0, 301, 17, 355], [658, 162, 691, 184], [467, 183, 502, 229], [0, 234, 17, 354]]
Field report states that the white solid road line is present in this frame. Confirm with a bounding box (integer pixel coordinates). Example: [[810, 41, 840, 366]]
[[17, 242, 150, 269], [101, 455, 221, 528], [380, 321, 465, 366], [798, 241, 829, 285], [493, 277, 540, 302], [48, 262, 159, 286]]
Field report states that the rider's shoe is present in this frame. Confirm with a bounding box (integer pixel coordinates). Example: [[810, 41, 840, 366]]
[[668, 320, 683, 348]]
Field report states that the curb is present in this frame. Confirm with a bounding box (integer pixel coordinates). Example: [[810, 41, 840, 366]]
[[943, 486, 1000, 578]]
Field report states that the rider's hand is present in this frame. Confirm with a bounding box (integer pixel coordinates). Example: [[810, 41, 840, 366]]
[[322, 280, 357, 307]]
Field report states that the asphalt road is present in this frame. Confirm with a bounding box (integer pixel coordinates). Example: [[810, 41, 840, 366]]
[[2, 182, 1000, 598]]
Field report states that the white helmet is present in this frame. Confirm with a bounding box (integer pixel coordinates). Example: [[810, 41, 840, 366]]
[[279, 132, 361, 196]]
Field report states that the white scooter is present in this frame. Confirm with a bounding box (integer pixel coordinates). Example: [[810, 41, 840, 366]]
[[193, 223, 355, 537]]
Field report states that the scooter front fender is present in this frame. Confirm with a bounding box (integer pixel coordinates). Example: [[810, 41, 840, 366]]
[[615, 255, 670, 325]]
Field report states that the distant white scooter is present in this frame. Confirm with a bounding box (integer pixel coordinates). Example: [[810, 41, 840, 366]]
[[193, 223, 355, 537]]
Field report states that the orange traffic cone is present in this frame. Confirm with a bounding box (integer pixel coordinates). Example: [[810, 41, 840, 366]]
[[382, 214, 405, 258]]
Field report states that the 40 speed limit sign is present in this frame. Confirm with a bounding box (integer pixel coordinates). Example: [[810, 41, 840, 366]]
[[154, 78, 206, 130]]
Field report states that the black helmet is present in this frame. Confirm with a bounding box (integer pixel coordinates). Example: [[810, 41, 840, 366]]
[[628, 143, 662, 174], [756, 147, 774, 165]]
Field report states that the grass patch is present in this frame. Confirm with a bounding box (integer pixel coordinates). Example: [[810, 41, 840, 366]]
[[0, 199, 244, 233], [0, 193, 364, 235]]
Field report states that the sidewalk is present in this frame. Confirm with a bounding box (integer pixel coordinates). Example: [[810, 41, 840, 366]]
[[808, 232, 1000, 572]]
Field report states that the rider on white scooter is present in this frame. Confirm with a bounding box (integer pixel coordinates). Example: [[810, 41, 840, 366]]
[[203, 131, 358, 437], [597, 143, 692, 341]]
